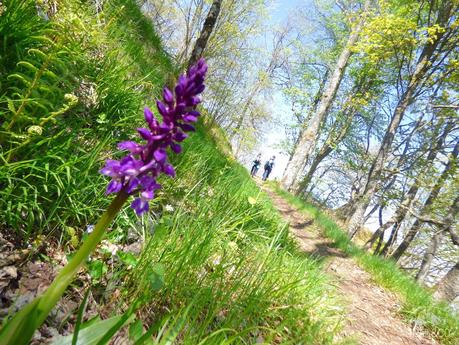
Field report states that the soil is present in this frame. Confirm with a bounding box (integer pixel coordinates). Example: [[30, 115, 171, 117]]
[[262, 185, 439, 345]]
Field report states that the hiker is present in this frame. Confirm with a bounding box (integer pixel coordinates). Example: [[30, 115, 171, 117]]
[[262, 156, 275, 181], [250, 154, 262, 177]]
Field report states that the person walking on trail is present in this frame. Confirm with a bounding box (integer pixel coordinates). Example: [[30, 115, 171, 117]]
[[250, 154, 262, 177], [262, 156, 275, 181]]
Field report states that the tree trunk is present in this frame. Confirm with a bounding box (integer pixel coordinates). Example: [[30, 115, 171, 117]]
[[347, 2, 454, 238], [297, 144, 333, 194], [284, 69, 330, 174], [296, 61, 379, 195], [434, 262, 459, 303], [281, 3, 369, 192], [379, 222, 400, 257], [391, 140, 459, 261], [416, 231, 442, 283], [187, 0, 222, 68]]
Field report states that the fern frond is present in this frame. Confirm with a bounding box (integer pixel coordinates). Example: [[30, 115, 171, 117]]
[[17, 61, 39, 73]]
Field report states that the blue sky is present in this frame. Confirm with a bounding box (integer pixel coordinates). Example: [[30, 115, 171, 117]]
[[247, 0, 308, 179]]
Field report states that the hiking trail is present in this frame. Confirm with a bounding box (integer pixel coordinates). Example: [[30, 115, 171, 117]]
[[262, 184, 438, 345]]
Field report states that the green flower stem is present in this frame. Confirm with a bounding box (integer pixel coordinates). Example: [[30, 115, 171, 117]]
[[0, 190, 129, 345]]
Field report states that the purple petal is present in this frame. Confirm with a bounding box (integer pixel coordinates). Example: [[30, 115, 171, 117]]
[[197, 57, 205, 68], [163, 164, 176, 177], [118, 141, 143, 154], [131, 198, 149, 215], [179, 123, 195, 132], [154, 148, 167, 162], [188, 66, 197, 77], [137, 128, 152, 141], [159, 122, 173, 132], [120, 158, 142, 176], [194, 84, 205, 94], [173, 131, 188, 142], [156, 101, 168, 117], [151, 133, 167, 140], [185, 82, 196, 94], [174, 103, 186, 114], [127, 177, 140, 193], [100, 160, 120, 177], [175, 84, 184, 98], [140, 176, 161, 190], [138, 159, 156, 174], [183, 114, 198, 122], [141, 190, 154, 200], [163, 87, 174, 104], [191, 96, 201, 105], [170, 143, 182, 153], [106, 179, 123, 194], [185, 96, 201, 107], [144, 107, 153, 124]]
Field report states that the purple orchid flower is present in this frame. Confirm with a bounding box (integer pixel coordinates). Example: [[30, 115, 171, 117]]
[[100, 58, 208, 215]]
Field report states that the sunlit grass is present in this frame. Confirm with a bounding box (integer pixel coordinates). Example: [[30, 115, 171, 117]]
[[115, 126, 346, 343]]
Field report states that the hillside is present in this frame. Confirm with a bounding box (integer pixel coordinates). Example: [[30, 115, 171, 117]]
[[1, 1, 341, 343], [0, 0, 458, 344]]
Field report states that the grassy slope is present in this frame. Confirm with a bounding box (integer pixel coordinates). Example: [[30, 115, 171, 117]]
[[272, 185, 459, 344], [1, 1, 346, 343], [119, 123, 346, 343]]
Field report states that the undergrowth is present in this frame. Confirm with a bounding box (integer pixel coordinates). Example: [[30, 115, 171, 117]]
[[272, 184, 459, 345]]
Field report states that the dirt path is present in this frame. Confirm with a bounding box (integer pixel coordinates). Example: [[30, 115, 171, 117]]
[[263, 186, 438, 345]]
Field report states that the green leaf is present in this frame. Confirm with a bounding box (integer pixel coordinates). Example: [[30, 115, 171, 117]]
[[129, 320, 144, 342], [17, 61, 39, 73], [117, 251, 138, 267], [72, 289, 90, 345], [87, 260, 107, 281], [51, 315, 124, 345], [248, 196, 257, 205], [7, 99, 16, 114], [147, 263, 165, 292]]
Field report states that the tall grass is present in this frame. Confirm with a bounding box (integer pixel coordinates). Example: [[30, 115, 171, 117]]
[[112, 125, 345, 343], [272, 185, 459, 344]]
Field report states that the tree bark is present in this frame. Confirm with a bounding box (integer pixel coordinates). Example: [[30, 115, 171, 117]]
[[434, 262, 459, 303], [390, 141, 459, 262], [281, 3, 369, 192], [187, 0, 222, 69], [379, 222, 400, 257], [416, 230, 442, 283], [347, 2, 454, 238]]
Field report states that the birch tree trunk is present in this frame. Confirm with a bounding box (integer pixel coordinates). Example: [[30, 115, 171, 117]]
[[281, 3, 369, 192], [187, 0, 222, 68], [390, 140, 459, 262], [346, 2, 454, 238]]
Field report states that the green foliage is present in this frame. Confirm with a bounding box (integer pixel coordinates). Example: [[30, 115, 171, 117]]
[[0, 0, 171, 241], [273, 185, 459, 345]]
